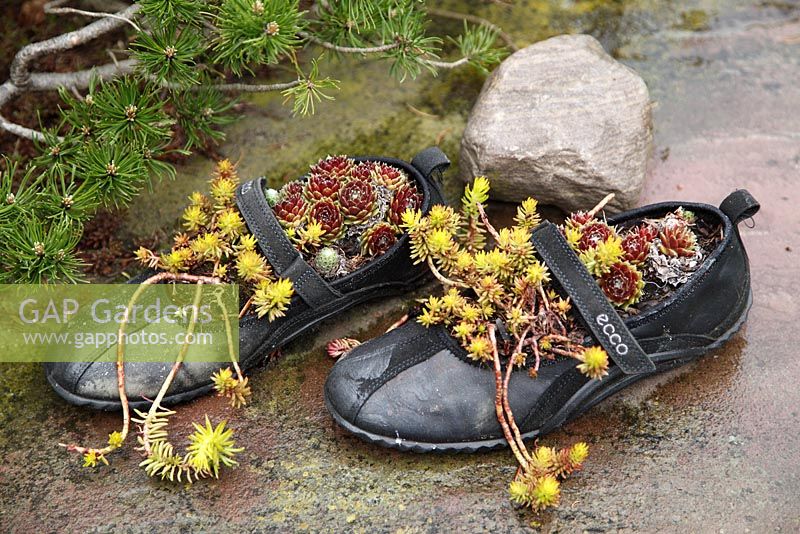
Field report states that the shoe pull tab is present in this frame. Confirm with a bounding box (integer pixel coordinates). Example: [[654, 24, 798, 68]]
[[719, 189, 760, 226], [411, 147, 450, 184]]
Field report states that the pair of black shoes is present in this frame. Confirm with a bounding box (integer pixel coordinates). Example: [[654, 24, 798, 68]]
[[45, 147, 759, 453]]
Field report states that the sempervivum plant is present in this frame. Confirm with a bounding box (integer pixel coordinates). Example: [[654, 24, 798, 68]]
[[566, 205, 704, 298], [270, 155, 420, 273]]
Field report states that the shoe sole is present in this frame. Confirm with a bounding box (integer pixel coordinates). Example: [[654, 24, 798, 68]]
[[46, 276, 429, 411], [325, 289, 753, 453]]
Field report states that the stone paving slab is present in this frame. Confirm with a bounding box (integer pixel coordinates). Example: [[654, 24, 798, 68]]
[[1, 1, 799, 532]]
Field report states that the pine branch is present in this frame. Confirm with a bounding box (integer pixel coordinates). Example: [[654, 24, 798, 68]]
[[299, 31, 401, 54], [420, 57, 472, 69], [165, 79, 302, 93], [426, 7, 518, 52], [1, 2, 140, 140], [43, 1, 141, 31], [10, 3, 140, 87]]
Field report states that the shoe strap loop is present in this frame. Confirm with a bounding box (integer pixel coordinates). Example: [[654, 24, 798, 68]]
[[530, 221, 656, 375], [411, 146, 450, 184], [236, 178, 341, 309], [719, 189, 760, 226]]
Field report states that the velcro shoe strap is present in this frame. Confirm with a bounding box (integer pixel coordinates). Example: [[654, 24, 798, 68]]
[[236, 178, 341, 309], [530, 221, 656, 375]]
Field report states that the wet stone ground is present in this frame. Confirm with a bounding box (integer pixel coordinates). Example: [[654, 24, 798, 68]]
[[2, 1, 800, 532]]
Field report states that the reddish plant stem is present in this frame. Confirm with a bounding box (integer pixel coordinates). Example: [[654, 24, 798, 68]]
[[385, 313, 409, 333], [531, 339, 542, 374], [140, 280, 207, 456], [489, 325, 528, 469], [503, 327, 532, 464], [549, 347, 583, 360], [239, 295, 253, 319], [426, 257, 470, 288], [60, 272, 221, 459], [476, 202, 502, 244]]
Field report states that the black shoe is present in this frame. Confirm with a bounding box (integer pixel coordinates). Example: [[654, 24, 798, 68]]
[[45, 148, 451, 410], [324, 190, 760, 452]]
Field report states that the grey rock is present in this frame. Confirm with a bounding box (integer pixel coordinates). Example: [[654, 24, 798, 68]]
[[460, 34, 652, 213]]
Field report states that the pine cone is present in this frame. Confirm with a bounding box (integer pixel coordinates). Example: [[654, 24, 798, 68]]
[[362, 223, 397, 256], [310, 155, 353, 178], [274, 195, 306, 227], [372, 162, 409, 190], [599, 262, 644, 308], [339, 179, 377, 223], [622, 228, 653, 265], [389, 185, 422, 226], [308, 200, 344, 243], [305, 173, 341, 202], [578, 222, 613, 251], [658, 220, 697, 257]]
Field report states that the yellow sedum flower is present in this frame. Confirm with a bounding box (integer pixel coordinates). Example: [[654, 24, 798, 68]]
[[236, 233, 258, 252], [210, 177, 238, 206], [569, 442, 590, 465], [189, 191, 208, 207], [509, 479, 531, 505], [426, 228, 456, 257], [160, 248, 193, 273], [296, 220, 325, 250], [427, 204, 460, 232], [531, 445, 556, 471], [217, 209, 245, 239], [514, 197, 542, 229], [580, 235, 624, 276], [185, 416, 243, 479], [564, 226, 582, 250], [182, 204, 208, 232], [107, 431, 124, 449], [531, 475, 561, 510], [235, 249, 269, 282], [82, 450, 108, 468], [467, 335, 492, 362], [577, 346, 609, 380], [191, 232, 225, 260], [252, 278, 294, 321]]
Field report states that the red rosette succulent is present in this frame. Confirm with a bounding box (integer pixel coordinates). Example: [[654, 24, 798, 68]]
[[622, 229, 653, 264], [274, 195, 306, 227], [281, 181, 304, 199], [362, 223, 397, 256], [305, 172, 341, 202], [339, 179, 377, 223], [372, 162, 409, 190], [389, 185, 422, 226], [349, 161, 375, 182], [578, 222, 613, 251], [566, 210, 594, 228], [599, 262, 644, 308], [310, 155, 353, 178], [637, 223, 658, 241], [308, 199, 344, 242], [658, 220, 697, 257]]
